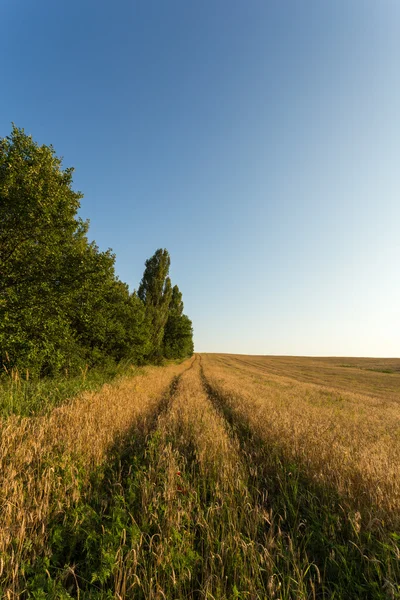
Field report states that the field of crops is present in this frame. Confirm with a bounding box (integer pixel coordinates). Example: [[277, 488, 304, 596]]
[[1, 354, 399, 599]]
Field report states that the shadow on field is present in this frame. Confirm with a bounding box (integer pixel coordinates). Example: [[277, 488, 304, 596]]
[[22, 375, 182, 599], [200, 363, 400, 600]]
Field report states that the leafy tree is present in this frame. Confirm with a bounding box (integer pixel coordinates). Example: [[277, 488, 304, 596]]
[[70, 263, 151, 366], [0, 126, 192, 377], [138, 249, 173, 360], [163, 285, 194, 359], [0, 125, 151, 375], [169, 285, 184, 318], [0, 125, 83, 299], [0, 126, 88, 373]]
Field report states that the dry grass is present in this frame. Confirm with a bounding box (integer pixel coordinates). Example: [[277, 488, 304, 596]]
[[201, 353, 400, 525], [111, 358, 288, 599], [1, 353, 399, 598], [217, 354, 400, 402], [0, 360, 190, 598]]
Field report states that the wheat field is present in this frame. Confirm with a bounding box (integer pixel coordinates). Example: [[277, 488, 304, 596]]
[[1, 354, 399, 598]]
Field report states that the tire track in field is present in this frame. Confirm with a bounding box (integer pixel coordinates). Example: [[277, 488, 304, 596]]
[[143, 355, 197, 427], [198, 357, 342, 599], [111, 354, 260, 600], [122, 360, 335, 599], [147, 356, 274, 600], [198, 355, 266, 479], [17, 358, 196, 598]]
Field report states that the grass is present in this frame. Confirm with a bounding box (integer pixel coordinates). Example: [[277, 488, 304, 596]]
[[0, 360, 143, 418], [1, 353, 399, 598]]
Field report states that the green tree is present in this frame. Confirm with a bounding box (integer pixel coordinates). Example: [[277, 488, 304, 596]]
[[138, 249, 173, 360], [0, 125, 83, 298], [0, 126, 191, 376], [163, 285, 194, 359], [0, 126, 88, 373], [169, 285, 184, 318], [0, 125, 150, 375], [70, 255, 151, 367], [123, 291, 152, 364]]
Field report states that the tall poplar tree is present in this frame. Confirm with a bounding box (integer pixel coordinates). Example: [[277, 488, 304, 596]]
[[163, 285, 194, 359], [169, 285, 184, 318], [138, 248, 173, 359]]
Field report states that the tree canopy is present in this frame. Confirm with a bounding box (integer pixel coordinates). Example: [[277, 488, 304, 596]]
[[138, 248, 173, 360], [163, 285, 194, 359], [0, 126, 193, 376]]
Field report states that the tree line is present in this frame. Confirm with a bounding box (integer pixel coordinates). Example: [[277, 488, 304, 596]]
[[0, 125, 193, 377]]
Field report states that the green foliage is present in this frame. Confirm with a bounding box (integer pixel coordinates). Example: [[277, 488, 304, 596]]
[[169, 284, 184, 318], [138, 248, 173, 360], [0, 360, 141, 418], [0, 125, 82, 296], [0, 125, 85, 374], [164, 313, 194, 359], [0, 126, 193, 382], [163, 285, 194, 359]]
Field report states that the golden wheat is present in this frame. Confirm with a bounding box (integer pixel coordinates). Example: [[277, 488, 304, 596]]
[[201, 354, 400, 525], [113, 358, 309, 599], [0, 361, 190, 598], [2, 354, 399, 598]]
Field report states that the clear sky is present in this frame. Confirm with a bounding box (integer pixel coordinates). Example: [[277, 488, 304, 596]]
[[2, 1, 400, 357]]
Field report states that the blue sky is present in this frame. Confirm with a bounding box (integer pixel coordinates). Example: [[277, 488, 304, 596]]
[[2, 1, 400, 356]]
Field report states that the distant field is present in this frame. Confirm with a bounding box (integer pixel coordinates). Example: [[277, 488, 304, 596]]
[[203, 353, 400, 516], [1, 354, 399, 598], [213, 353, 400, 402]]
